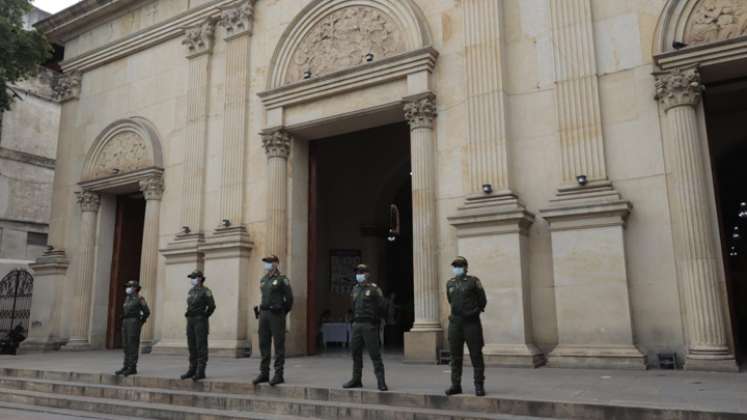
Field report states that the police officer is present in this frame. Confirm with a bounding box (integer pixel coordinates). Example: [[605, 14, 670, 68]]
[[115, 280, 150, 376], [445, 256, 487, 397], [253, 255, 293, 386], [342, 264, 388, 391], [180, 270, 215, 382]]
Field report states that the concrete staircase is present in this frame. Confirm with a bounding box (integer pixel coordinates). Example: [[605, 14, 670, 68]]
[[0, 368, 742, 420]]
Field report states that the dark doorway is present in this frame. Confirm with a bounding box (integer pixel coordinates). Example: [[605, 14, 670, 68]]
[[106, 194, 146, 349], [307, 122, 414, 354], [703, 78, 747, 366]]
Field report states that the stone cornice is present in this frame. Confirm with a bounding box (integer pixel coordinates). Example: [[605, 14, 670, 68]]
[[258, 47, 438, 110], [0, 147, 55, 169], [58, 0, 234, 73], [35, 0, 144, 42]]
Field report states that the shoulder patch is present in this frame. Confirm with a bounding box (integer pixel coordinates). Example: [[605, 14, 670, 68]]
[[474, 278, 483, 289], [283, 277, 289, 286], [205, 289, 213, 297]]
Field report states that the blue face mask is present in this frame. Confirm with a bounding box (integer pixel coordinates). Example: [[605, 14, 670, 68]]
[[355, 274, 367, 283], [263, 262, 274, 272], [452, 267, 465, 277]]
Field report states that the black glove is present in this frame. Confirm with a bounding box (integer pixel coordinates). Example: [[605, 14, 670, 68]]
[[253, 306, 259, 319]]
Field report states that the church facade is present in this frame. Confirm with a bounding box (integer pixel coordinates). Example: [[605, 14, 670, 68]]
[[23, 0, 747, 371]]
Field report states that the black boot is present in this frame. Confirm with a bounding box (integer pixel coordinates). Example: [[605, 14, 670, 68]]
[[269, 372, 284, 386], [342, 378, 362, 389], [115, 367, 127, 376], [475, 382, 485, 397], [122, 367, 137, 377], [192, 365, 206, 381], [252, 373, 270, 385], [445, 384, 462, 396], [180, 366, 196, 380], [376, 374, 388, 392]]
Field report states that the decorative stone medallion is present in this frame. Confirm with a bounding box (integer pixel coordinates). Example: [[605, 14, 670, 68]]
[[284, 6, 405, 84], [685, 0, 747, 45], [90, 131, 153, 179]]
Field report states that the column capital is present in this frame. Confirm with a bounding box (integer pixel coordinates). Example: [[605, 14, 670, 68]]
[[261, 128, 292, 159], [75, 190, 100, 212], [220, 0, 255, 40], [140, 174, 164, 200], [403, 93, 437, 130], [654, 67, 704, 111], [53, 71, 82, 102], [183, 18, 217, 58]]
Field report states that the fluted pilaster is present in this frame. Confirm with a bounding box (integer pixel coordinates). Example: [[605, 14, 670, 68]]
[[404, 93, 440, 331], [464, 0, 510, 194], [550, 0, 607, 183], [138, 174, 164, 351], [180, 18, 215, 235], [68, 190, 100, 347], [217, 1, 254, 228], [654, 67, 736, 370], [262, 129, 292, 261]]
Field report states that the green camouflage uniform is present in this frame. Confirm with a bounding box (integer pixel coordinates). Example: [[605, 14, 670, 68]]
[[258, 271, 293, 377], [185, 285, 216, 375], [447, 274, 487, 387], [121, 294, 149, 371], [349, 281, 387, 383]]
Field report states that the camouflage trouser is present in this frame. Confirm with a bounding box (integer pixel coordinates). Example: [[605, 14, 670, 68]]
[[350, 322, 384, 381], [186, 316, 209, 370], [448, 316, 485, 386], [121, 318, 142, 370], [258, 310, 286, 376]]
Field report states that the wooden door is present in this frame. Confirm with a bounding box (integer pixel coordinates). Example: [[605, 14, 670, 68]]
[[307, 143, 319, 355], [106, 195, 146, 349]]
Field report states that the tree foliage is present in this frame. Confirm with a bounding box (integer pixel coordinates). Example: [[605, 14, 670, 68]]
[[0, 0, 52, 111]]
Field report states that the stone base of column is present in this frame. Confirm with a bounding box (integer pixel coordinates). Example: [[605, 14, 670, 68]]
[[685, 355, 739, 372], [541, 183, 645, 370], [18, 338, 66, 353], [448, 193, 543, 368], [140, 340, 154, 354], [404, 328, 443, 364], [24, 250, 69, 353], [547, 344, 646, 369], [59, 339, 98, 352], [483, 343, 546, 367]]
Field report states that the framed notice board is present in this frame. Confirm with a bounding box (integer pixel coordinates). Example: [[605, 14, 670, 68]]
[[330, 249, 361, 295]]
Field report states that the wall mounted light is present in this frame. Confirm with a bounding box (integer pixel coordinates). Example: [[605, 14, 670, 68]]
[[221, 219, 231, 227], [112, 168, 120, 174], [387, 204, 401, 242], [576, 174, 588, 186], [365, 52, 374, 62], [729, 245, 738, 257], [739, 202, 747, 219], [482, 184, 493, 194], [303, 70, 311, 79], [181, 226, 191, 234]]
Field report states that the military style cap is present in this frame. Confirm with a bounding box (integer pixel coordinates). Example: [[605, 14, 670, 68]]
[[124, 280, 141, 289], [451, 256, 468, 267], [187, 270, 205, 279], [262, 255, 280, 263], [354, 264, 370, 273]]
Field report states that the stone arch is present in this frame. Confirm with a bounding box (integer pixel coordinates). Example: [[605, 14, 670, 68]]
[[654, 0, 747, 55], [266, 0, 432, 89], [81, 117, 163, 182]]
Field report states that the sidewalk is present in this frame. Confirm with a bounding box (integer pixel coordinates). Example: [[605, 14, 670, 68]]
[[1, 350, 745, 415]]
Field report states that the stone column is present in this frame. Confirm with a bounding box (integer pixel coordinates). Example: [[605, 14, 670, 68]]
[[199, 0, 256, 357], [66, 190, 100, 349], [138, 174, 164, 353], [654, 67, 737, 371], [540, 0, 644, 369], [262, 129, 292, 261], [154, 19, 215, 354], [448, 0, 542, 366], [403, 93, 442, 363]]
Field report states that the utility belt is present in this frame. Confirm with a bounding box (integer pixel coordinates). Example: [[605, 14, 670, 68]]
[[259, 304, 285, 312], [121, 315, 141, 320]]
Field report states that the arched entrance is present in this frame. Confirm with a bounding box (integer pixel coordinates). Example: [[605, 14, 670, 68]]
[[65, 117, 164, 351], [258, 0, 443, 361], [653, 0, 747, 370]]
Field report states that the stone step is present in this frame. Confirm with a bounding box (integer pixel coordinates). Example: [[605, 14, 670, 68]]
[[0, 368, 744, 420], [0, 376, 540, 420], [0, 400, 149, 419], [0, 387, 316, 420]]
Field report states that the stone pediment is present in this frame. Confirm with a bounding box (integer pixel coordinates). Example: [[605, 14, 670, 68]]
[[684, 0, 747, 46]]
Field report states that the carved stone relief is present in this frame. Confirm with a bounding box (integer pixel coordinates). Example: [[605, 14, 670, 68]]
[[685, 0, 747, 45], [53, 71, 82, 102], [90, 131, 153, 179], [284, 6, 405, 84], [183, 18, 217, 57]]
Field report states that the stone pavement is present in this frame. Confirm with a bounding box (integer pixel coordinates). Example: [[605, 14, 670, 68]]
[[1, 350, 745, 415]]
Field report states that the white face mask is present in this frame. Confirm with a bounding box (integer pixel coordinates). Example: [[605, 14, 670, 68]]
[[263, 262, 274, 272], [452, 267, 465, 276], [125, 287, 134, 295], [191, 278, 199, 286], [355, 274, 367, 283]]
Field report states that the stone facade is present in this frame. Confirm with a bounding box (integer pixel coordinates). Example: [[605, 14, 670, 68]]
[[24, 0, 747, 370]]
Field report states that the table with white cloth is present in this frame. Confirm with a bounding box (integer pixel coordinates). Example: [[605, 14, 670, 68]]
[[321, 322, 351, 348]]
